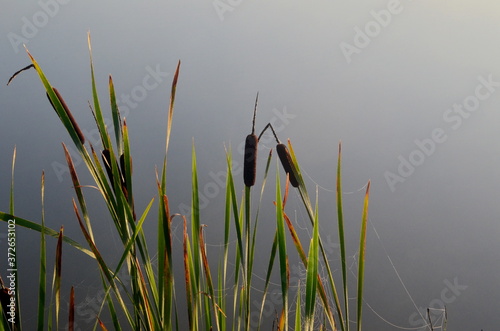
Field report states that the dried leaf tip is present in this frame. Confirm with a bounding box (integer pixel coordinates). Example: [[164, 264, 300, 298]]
[[6, 64, 34, 86]]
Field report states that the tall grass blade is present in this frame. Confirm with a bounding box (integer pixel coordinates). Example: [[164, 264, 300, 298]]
[[275, 166, 289, 329], [304, 190, 319, 331], [53, 226, 63, 330], [357, 181, 371, 331], [63, 143, 95, 242], [182, 216, 194, 330], [295, 280, 302, 331], [199, 226, 221, 330], [165, 60, 181, 156], [224, 149, 245, 267], [0, 212, 93, 258], [87, 32, 111, 150], [122, 120, 135, 220], [336, 142, 349, 331], [191, 143, 201, 281], [37, 172, 47, 331], [108, 75, 123, 154]]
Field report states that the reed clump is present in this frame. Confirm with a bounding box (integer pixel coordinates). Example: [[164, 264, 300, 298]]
[[1, 35, 372, 331]]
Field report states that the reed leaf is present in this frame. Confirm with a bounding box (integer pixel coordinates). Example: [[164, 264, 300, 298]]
[[199, 226, 221, 330], [275, 165, 289, 329], [357, 181, 371, 331], [182, 216, 194, 330], [108, 75, 123, 154], [0, 212, 93, 258], [304, 190, 319, 331], [54, 226, 63, 330], [87, 32, 111, 151], [63, 143, 95, 242], [165, 60, 181, 157], [336, 142, 349, 331], [295, 280, 302, 331], [37, 172, 47, 331]]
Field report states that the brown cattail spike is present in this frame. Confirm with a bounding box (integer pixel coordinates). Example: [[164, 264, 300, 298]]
[[276, 143, 299, 187], [244, 134, 258, 187], [243, 93, 259, 187], [50, 88, 86, 144]]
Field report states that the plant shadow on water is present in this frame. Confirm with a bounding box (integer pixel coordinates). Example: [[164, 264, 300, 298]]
[[1, 35, 439, 331]]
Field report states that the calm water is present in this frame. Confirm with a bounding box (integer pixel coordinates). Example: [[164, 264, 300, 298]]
[[2, 1, 500, 329]]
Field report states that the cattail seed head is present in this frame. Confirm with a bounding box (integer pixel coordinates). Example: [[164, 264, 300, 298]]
[[243, 134, 258, 187], [276, 143, 299, 187]]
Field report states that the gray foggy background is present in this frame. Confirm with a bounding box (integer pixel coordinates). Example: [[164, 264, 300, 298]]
[[2, 1, 500, 329]]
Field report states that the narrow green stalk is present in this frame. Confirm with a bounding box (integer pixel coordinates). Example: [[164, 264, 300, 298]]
[[304, 190, 320, 331], [275, 165, 289, 330], [336, 142, 349, 331], [357, 181, 371, 331], [37, 172, 46, 330]]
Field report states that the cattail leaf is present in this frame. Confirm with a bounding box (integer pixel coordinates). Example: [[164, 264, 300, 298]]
[[336, 141, 350, 330], [53, 226, 63, 330], [108, 75, 123, 154], [182, 216, 194, 330], [275, 165, 289, 328], [122, 119, 135, 220], [224, 148, 245, 267], [165, 60, 180, 157], [357, 180, 371, 331], [87, 32, 111, 150], [37, 172, 47, 331], [62, 143, 95, 242], [305, 191, 320, 330], [295, 280, 302, 331], [199, 226, 221, 330]]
